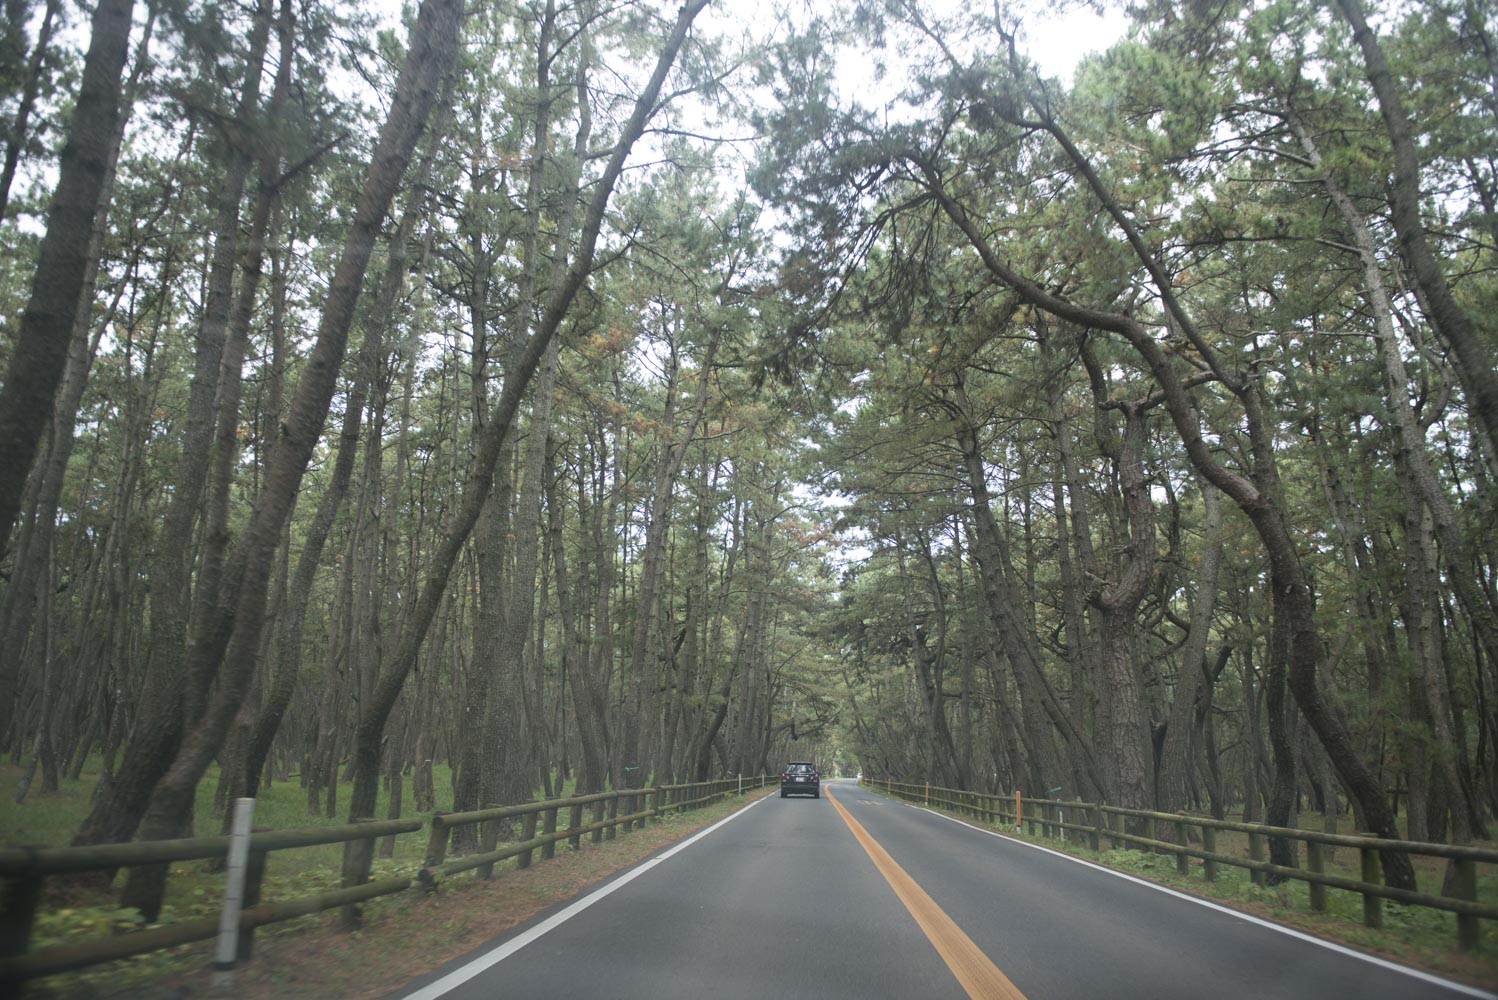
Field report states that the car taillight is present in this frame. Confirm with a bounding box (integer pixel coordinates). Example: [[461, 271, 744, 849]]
[[781, 773, 788, 781]]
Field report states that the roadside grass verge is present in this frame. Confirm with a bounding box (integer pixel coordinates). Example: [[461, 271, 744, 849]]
[[864, 786, 1498, 992], [1, 762, 769, 999]]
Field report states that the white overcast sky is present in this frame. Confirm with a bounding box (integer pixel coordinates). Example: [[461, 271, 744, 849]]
[[1021, 4, 1131, 79]]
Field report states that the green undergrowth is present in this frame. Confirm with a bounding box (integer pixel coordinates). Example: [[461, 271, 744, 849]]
[[0, 760, 688, 999], [1, 756, 457, 854], [22, 854, 431, 999], [868, 787, 1498, 990], [19, 790, 768, 1000]]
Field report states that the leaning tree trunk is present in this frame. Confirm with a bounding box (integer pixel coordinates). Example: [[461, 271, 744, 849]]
[[1334, 0, 1498, 481], [0, 3, 155, 751], [1156, 483, 1223, 825], [907, 96, 1419, 888], [0, 0, 61, 220], [949, 382, 1102, 796], [116, 0, 464, 920], [622, 332, 718, 786], [229, 155, 433, 808], [72, 0, 273, 854], [342, 1, 712, 900], [0, 0, 134, 559], [1289, 102, 1491, 842]]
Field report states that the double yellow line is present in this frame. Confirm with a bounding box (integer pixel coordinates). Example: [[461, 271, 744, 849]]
[[826, 787, 1028, 1000]]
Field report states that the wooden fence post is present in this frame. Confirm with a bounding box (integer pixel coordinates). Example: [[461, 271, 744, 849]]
[[592, 799, 605, 845], [1249, 832, 1267, 887], [1451, 858, 1479, 951], [1360, 845, 1383, 929], [1307, 841, 1327, 912], [606, 795, 619, 841], [478, 806, 502, 879], [509, 811, 533, 869], [569, 802, 584, 850], [0, 853, 43, 998], [540, 807, 558, 862], [1175, 820, 1189, 875], [237, 843, 269, 960], [1202, 827, 1217, 882]]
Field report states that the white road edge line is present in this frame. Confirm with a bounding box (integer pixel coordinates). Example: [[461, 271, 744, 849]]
[[398, 794, 770, 1000], [877, 793, 1496, 1000]]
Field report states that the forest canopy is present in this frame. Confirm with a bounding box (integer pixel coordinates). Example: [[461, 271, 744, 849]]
[[0, 0, 1494, 909]]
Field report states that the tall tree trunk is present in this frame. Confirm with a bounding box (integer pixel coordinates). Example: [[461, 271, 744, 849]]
[[1157, 484, 1222, 825], [949, 380, 1101, 795], [1333, 0, 1498, 480], [73, 0, 273, 851], [1045, 383, 1095, 795], [0, 3, 156, 751], [117, 0, 463, 919], [622, 332, 719, 786], [230, 168, 431, 808], [0, 0, 134, 556], [896, 530, 966, 789], [1091, 403, 1158, 817], [908, 111, 1419, 888], [490, 10, 595, 803], [0, 0, 61, 220], [549, 466, 606, 793], [1289, 103, 1492, 842], [343, 1, 711, 895]]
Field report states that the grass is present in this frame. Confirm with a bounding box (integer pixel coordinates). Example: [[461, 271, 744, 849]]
[[2, 756, 458, 934], [1, 760, 761, 999], [1, 755, 453, 848], [873, 787, 1498, 992]]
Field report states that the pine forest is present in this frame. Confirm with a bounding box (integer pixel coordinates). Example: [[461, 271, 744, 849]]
[[1, 0, 1496, 926]]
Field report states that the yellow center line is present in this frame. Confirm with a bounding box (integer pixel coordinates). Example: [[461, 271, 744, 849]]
[[827, 786, 1028, 1000]]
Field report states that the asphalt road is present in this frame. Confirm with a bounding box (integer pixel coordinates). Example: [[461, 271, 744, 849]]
[[392, 780, 1495, 1000]]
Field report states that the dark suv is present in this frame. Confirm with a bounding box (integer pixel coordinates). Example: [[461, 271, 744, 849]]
[[780, 762, 820, 798]]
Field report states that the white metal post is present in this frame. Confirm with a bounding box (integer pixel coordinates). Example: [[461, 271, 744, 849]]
[[213, 797, 256, 988]]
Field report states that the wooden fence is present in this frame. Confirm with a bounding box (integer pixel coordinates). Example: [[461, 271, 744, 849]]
[[867, 777, 1498, 952], [0, 775, 769, 992]]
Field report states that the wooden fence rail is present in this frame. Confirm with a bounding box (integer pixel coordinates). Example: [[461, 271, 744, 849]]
[[0, 775, 769, 991], [866, 777, 1498, 952]]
